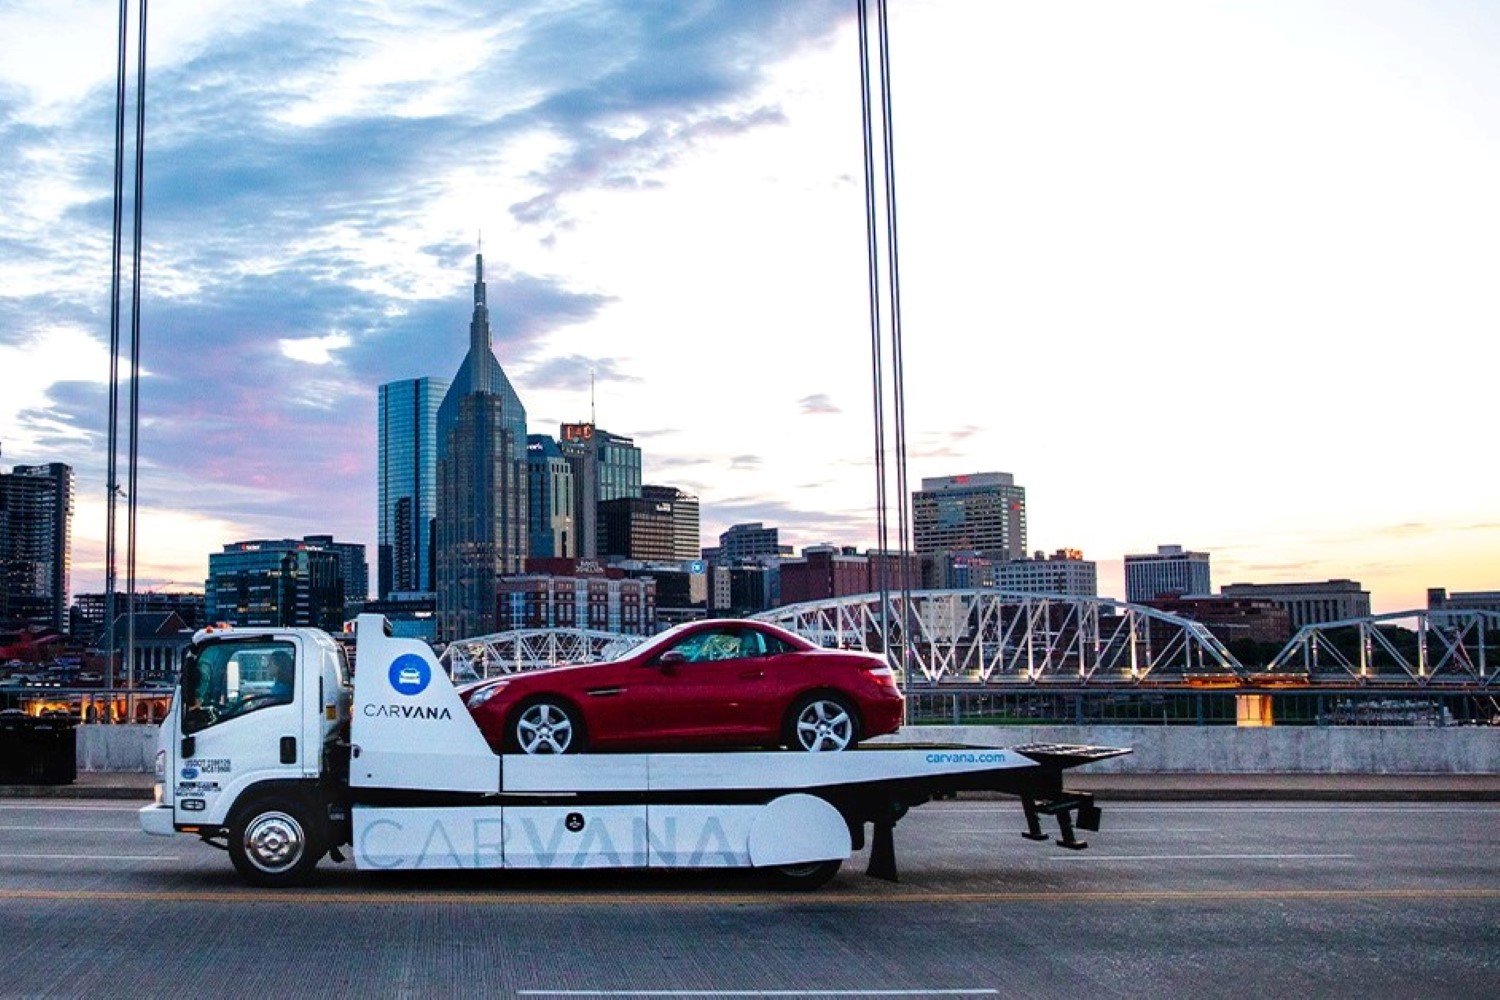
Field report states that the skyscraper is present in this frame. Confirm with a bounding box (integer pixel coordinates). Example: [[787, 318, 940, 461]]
[[1124, 544, 1212, 602], [0, 458, 73, 632], [435, 255, 529, 640], [204, 535, 365, 631], [557, 423, 641, 559], [912, 472, 1027, 561], [526, 434, 575, 559], [378, 376, 449, 597]]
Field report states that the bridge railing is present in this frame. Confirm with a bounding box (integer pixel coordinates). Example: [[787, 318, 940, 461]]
[[903, 687, 1500, 727]]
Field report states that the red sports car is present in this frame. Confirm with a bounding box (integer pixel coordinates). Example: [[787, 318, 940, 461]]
[[459, 619, 904, 754]]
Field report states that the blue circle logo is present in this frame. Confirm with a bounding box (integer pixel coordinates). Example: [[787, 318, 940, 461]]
[[180, 767, 199, 780], [388, 654, 432, 696]]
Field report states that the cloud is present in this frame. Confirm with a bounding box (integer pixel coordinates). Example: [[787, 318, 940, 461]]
[[729, 454, 761, 470], [279, 333, 352, 365], [799, 393, 840, 415], [519, 354, 638, 391]]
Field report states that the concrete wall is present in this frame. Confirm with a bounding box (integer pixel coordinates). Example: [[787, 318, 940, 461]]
[[81, 722, 1499, 773], [77, 725, 161, 773], [887, 725, 1500, 774]]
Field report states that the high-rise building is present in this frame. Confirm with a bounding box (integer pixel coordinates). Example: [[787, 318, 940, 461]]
[[640, 485, 699, 562], [204, 536, 365, 631], [912, 472, 1026, 561], [557, 423, 641, 558], [1124, 545, 1212, 602], [435, 255, 529, 640], [599, 495, 676, 562], [526, 434, 575, 559], [709, 522, 789, 564], [0, 459, 73, 632], [994, 549, 1098, 597], [378, 376, 449, 598]]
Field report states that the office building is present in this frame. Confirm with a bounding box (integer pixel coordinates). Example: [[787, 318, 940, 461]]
[[995, 549, 1098, 597], [497, 560, 655, 634], [377, 376, 449, 598], [600, 485, 699, 563], [912, 472, 1026, 561], [1428, 588, 1500, 616], [1220, 579, 1371, 630], [1124, 544, 1212, 602], [708, 522, 791, 564], [644, 485, 699, 562], [1140, 595, 1292, 645], [0, 459, 73, 632], [205, 536, 366, 632], [435, 254, 529, 640], [557, 422, 641, 559], [779, 546, 870, 605], [72, 591, 204, 641], [527, 435, 576, 559]]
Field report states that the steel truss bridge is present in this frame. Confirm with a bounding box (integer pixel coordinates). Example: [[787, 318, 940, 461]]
[[440, 591, 1497, 689]]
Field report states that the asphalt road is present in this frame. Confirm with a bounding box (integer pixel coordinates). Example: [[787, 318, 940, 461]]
[[1, 798, 1496, 999]]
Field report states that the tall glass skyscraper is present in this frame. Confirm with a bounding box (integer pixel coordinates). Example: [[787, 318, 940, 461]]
[[527, 434, 575, 559], [435, 255, 529, 640], [0, 459, 73, 632], [378, 376, 449, 598], [557, 423, 641, 559]]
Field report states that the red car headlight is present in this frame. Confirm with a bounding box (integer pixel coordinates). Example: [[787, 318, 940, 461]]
[[465, 680, 510, 710]]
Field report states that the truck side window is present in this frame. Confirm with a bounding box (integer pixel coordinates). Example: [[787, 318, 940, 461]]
[[182, 639, 297, 735]]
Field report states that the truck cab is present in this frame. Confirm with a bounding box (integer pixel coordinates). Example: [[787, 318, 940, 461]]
[[140, 623, 353, 882]]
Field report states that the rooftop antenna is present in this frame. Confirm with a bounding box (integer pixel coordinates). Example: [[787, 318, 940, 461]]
[[590, 367, 596, 426]]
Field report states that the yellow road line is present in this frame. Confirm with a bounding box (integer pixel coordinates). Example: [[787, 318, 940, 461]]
[[2, 887, 1497, 907]]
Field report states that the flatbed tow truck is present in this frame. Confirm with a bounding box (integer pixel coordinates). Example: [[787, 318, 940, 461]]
[[140, 615, 1130, 889]]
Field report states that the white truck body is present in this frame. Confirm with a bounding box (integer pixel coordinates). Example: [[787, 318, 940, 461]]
[[141, 615, 1126, 887]]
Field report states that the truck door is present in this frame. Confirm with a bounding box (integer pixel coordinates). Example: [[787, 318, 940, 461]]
[[175, 635, 308, 825]]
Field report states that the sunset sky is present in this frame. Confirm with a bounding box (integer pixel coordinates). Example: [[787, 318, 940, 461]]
[[1, 0, 1497, 613]]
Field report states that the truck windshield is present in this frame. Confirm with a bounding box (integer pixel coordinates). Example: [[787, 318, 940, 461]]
[[182, 639, 296, 735]]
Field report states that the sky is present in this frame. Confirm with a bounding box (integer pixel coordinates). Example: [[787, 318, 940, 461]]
[[1, 0, 1497, 614]]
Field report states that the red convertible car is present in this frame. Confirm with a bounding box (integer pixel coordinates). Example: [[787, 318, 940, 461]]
[[460, 619, 904, 754]]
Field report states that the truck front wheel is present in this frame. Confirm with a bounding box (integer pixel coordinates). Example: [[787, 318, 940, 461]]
[[228, 796, 323, 888]]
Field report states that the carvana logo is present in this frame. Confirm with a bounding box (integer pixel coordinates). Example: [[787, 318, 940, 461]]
[[388, 654, 432, 696]]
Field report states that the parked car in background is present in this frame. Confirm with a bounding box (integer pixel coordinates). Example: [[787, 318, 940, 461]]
[[460, 619, 905, 754]]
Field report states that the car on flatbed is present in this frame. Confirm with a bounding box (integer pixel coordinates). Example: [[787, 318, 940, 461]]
[[460, 618, 905, 755]]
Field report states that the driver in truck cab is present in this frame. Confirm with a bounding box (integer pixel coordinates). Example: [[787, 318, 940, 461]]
[[267, 650, 295, 706]]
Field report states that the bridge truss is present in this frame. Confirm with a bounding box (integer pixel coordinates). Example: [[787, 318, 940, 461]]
[[438, 594, 1498, 689], [755, 590, 1245, 683], [1265, 609, 1498, 685], [439, 628, 647, 682]]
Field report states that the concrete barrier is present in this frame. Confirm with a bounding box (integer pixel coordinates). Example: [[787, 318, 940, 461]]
[[887, 725, 1500, 774], [80, 723, 1500, 774], [77, 725, 160, 773]]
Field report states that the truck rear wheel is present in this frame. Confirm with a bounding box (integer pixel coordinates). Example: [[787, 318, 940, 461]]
[[228, 795, 323, 888], [762, 859, 842, 891]]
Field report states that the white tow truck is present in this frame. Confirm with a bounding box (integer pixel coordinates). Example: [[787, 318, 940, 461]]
[[140, 614, 1129, 889]]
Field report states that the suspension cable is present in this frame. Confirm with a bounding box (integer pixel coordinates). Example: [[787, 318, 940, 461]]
[[125, 0, 149, 689], [857, 0, 892, 657], [104, 0, 129, 691]]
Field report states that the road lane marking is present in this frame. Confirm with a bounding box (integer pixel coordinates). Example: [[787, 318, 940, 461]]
[[0, 887, 1494, 907], [0, 804, 144, 812], [1050, 853, 1357, 862], [517, 992, 1000, 997], [0, 854, 179, 861], [0, 825, 140, 832]]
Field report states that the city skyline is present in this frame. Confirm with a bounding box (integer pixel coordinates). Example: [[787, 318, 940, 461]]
[[2, 1, 1498, 614]]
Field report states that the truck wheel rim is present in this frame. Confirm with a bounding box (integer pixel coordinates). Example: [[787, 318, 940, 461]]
[[243, 811, 305, 872], [517, 704, 573, 753], [795, 700, 852, 751]]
